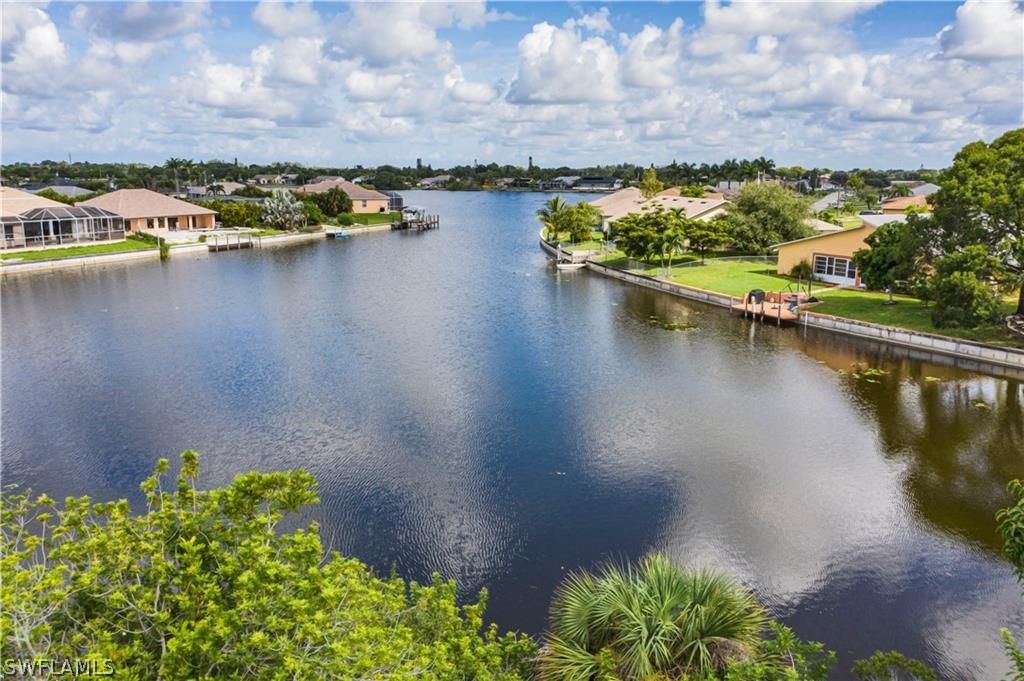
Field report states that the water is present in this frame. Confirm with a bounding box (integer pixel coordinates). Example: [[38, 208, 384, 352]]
[[2, 191, 1022, 679]]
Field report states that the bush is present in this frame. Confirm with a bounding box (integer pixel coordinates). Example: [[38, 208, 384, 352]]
[[231, 184, 270, 198], [928, 246, 1006, 328], [0, 452, 537, 680], [198, 234, 207, 243], [158, 239, 170, 260], [309, 187, 353, 217], [338, 213, 355, 226], [128, 232, 159, 245]]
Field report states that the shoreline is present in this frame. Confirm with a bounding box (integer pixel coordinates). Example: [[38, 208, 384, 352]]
[[0, 224, 392, 277], [540, 235, 1024, 376]]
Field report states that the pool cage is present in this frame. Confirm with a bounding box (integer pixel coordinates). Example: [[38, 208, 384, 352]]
[[1, 206, 125, 250]]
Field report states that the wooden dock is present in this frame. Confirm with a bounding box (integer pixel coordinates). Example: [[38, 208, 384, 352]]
[[731, 290, 821, 325], [393, 212, 440, 231], [207, 233, 256, 251]]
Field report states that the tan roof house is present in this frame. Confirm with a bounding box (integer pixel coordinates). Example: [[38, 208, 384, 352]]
[[592, 187, 729, 230], [880, 194, 930, 214], [1, 187, 125, 250], [80, 189, 217, 232], [296, 178, 390, 214]]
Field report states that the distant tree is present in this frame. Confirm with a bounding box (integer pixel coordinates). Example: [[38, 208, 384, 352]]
[[164, 158, 186, 193], [851, 651, 937, 681], [232, 184, 270, 198], [34, 188, 74, 205], [676, 184, 706, 198], [887, 183, 912, 198], [310, 187, 353, 218], [659, 227, 687, 272], [725, 183, 812, 254], [830, 170, 850, 187], [686, 216, 731, 262], [639, 167, 664, 199], [565, 201, 603, 243], [206, 183, 224, 196]]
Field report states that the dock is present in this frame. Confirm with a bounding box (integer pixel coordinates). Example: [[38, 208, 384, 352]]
[[393, 210, 440, 231], [731, 290, 821, 325], [207, 233, 256, 251]]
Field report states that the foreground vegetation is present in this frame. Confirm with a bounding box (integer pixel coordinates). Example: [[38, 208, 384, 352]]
[[0, 235, 155, 262], [5, 451, 1022, 679]]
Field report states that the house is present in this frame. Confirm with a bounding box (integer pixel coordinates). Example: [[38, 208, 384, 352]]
[[311, 175, 345, 184], [186, 182, 245, 199], [575, 176, 622, 191], [417, 175, 453, 189], [383, 191, 404, 212], [80, 188, 217, 231], [510, 177, 534, 188], [252, 174, 282, 185], [910, 182, 940, 197], [774, 213, 928, 286], [296, 178, 390, 213], [592, 187, 729, 231], [1, 187, 125, 250], [28, 184, 94, 198], [880, 194, 930, 214], [539, 176, 580, 190], [804, 217, 844, 233]]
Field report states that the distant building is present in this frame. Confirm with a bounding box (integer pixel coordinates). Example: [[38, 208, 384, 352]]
[[910, 182, 940, 197], [251, 174, 282, 185], [1, 187, 124, 250], [27, 184, 93, 198], [540, 176, 580, 190], [417, 175, 453, 189], [591, 187, 728, 231], [575, 176, 622, 191], [186, 182, 245, 199], [296, 178, 390, 213], [310, 175, 345, 184], [80, 188, 217, 231], [880, 194, 930, 214]]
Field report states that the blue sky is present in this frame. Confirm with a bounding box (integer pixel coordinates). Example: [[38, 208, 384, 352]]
[[2, 1, 1022, 169]]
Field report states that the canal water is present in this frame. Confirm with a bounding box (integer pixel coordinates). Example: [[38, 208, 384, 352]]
[[2, 190, 1022, 679]]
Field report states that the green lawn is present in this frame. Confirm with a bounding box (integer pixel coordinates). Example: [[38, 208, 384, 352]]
[[248, 228, 289, 237], [666, 260, 798, 297], [0, 237, 155, 262], [811, 288, 1022, 347], [346, 212, 400, 225]]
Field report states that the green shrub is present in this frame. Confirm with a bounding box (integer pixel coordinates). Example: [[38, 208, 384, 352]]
[[198, 234, 207, 243], [158, 239, 170, 260], [0, 452, 537, 680], [338, 213, 355, 226], [928, 246, 1006, 328], [129, 231, 159, 244], [851, 651, 937, 681]]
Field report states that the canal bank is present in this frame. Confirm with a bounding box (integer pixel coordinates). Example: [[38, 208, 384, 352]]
[[0, 224, 393, 277], [540, 236, 1024, 374]]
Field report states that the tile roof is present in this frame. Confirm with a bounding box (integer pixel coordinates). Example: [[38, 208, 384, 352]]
[[79, 189, 217, 219], [0, 187, 68, 218], [296, 178, 388, 200]]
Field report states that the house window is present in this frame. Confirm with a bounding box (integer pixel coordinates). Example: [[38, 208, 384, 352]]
[[361, 200, 367, 208], [813, 255, 856, 281]]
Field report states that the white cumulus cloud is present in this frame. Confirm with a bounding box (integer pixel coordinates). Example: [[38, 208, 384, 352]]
[[938, 0, 1024, 61]]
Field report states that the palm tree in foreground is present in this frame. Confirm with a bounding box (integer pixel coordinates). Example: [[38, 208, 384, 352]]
[[540, 554, 766, 680]]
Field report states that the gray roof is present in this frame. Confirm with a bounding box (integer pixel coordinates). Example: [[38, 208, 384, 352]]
[[910, 182, 940, 197], [860, 212, 931, 228], [30, 185, 92, 197]]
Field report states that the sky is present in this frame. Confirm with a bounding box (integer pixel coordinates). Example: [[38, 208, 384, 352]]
[[2, 0, 1022, 169]]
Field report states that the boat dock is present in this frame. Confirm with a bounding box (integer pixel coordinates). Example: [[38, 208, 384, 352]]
[[731, 290, 820, 325], [207, 233, 256, 251], [394, 209, 440, 231]]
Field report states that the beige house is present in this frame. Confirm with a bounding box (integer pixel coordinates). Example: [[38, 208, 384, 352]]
[[296, 178, 390, 214], [880, 194, 930, 214], [773, 214, 924, 286], [591, 187, 729, 231], [80, 189, 217, 232]]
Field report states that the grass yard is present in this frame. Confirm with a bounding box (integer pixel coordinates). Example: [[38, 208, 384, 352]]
[[248, 228, 289, 237], [667, 260, 798, 297], [811, 288, 1022, 347], [0, 237, 155, 262], [347, 212, 400, 225]]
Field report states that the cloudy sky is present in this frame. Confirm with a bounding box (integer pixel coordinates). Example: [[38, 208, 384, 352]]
[[2, 1, 1022, 169]]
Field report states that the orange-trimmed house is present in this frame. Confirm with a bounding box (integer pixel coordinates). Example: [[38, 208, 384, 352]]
[[80, 189, 217, 232]]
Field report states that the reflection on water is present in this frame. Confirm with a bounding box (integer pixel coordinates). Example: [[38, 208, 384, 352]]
[[2, 190, 1022, 680]]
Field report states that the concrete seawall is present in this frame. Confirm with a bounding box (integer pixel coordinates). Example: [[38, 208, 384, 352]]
[[540, 238, 1024, 374], [1, 225, 394, 277]]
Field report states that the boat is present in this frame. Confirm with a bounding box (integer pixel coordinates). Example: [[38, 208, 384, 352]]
[[331, 232, 351, 239], [556, 262, 586, 270]]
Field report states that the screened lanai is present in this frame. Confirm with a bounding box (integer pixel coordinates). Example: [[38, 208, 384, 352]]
[[1, 206, 125, 250]]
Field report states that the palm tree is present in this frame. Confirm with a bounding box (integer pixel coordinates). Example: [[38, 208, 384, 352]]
[[540, 554, 767, 680], [165, 158, 185, 193], [206, 183, 225, 196], [537, 196, 569, 242], [887, 183, 912, 198], [662, 228, 687, 275]]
